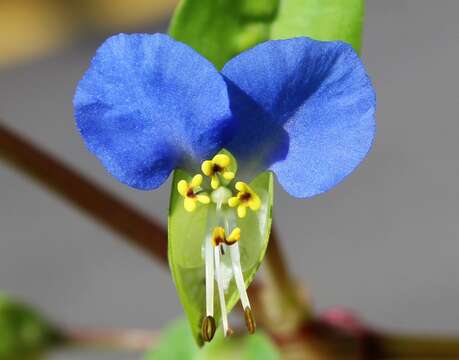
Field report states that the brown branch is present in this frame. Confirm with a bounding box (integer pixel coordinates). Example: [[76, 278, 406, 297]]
[[261, 235, 459, 359], [0, 121, 167, 264], [265, 228, 295, 297], [254, 228, 312, 337], [61, 326, 159, 351], [371, 332, 459, 359]]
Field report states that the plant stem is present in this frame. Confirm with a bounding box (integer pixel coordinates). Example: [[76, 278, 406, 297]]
[[372, 332, 459, 359], [0, 121, 168, 264], [61, 326, 159, 351], [259, 227, 312, 334]]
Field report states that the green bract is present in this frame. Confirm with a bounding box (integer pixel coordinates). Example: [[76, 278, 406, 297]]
[[168, 151, 273, 345], [272, 0, 365, 53], [169, 0, 364, 66], [169, 0, 279, 69]]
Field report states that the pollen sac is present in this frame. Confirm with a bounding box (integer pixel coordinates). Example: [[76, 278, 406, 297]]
[[211, 227, 241, 247], [201, 316, 216, 342], [228, 181, 261, 218], [177, 174, 210, 212], [202, 152, 236, 189]]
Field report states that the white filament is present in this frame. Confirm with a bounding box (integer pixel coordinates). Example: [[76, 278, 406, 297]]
[[205, 236, 214, 317], [214, 245, 229, 335], [230, 242, 251, 310]]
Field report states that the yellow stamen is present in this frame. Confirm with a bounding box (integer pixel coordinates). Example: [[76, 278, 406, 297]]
[[237, 205, 247, 218], [211, 226, 241, 247], [201, 160, 214, 177], [228, 181, 261, 218], [201, 153, 235, 189], [177, 174, 209, 212], [228, 196, 240, 207], [210, 175, 220, 190], [223, 171, 235, 180], [212, 226, 226, 247], [190, 174, 203, 187], [213, 154, 230, 168], [196, 194, 210, 204], [184, 197, 197, 212], [226, 228, 241, 245], [177, 180, 189, 197]]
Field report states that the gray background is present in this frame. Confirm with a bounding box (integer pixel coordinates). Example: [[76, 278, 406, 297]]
[[1, 0, 459, 359]]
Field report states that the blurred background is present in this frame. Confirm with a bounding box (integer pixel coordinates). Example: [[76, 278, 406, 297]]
[[1, 0, 458, 359]]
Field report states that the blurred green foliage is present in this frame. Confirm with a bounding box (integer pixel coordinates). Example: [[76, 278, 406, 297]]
[[169, 0, 279, 69], [144, 319, 280, 360], [169, 0, 363, 70], [272, 0, 364, 53], [0, 293, 61, 360]]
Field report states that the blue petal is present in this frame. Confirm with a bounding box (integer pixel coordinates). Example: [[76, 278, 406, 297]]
[[74, 33, 233, 190], [222, 37, 376, 198]]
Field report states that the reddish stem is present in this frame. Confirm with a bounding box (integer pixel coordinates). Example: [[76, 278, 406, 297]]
[[62, 326, 159, 351], [0, 121, 167, 263]]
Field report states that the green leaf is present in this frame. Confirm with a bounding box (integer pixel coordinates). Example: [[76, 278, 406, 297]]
[[168, 152, 273, 346], [198, 329, 280, 360], [169, 0, 279, 69], [169, 0, 364, 66], [0, 293, 61, 360], [271, 0, 365, 53], [145, 319, 280, 360], [144, 319, 198, 360]]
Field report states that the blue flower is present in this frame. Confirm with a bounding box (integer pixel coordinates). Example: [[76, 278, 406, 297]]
[[74, 33, 376, 199], [74, 33, 376, 343]]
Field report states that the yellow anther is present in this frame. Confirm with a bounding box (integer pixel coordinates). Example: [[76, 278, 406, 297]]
[[226, 227, 241, 245], [212, 227, 225, 247], [177, 174, 210, 212], [190, 174, 203, 188], [211, 226, 241, 247], [201, 154, 235, 189], [228, 181, 261, 218]]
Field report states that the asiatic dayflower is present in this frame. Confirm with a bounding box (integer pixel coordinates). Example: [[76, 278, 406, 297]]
[[73, 33, 376, 345]]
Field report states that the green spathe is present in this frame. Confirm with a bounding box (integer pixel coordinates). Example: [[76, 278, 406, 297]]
[[168, 151, 273, 346]]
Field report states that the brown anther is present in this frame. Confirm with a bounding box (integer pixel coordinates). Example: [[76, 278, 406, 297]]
[[240, 192, 251, 202], [186, 188, 196, 198], [225, 238, 237, 246], [213, 236, 223, 247], [201, 316, 216, 342], [226, 327, 234, 337], [212, 164, 223, 173], [220, 245, 225, 256], [244, 307, 256, 334]]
